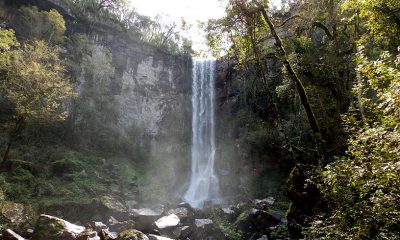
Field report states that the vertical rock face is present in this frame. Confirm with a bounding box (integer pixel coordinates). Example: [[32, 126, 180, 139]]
[[69, 26, 193, 202]]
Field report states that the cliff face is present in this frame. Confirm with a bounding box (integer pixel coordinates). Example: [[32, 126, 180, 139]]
[[68, 16, 193, 203]]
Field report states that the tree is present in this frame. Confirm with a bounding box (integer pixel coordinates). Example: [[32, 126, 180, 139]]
[[207, 0, 326, 161], [0, 38, 75, 166], [10, 6, 66, 45]]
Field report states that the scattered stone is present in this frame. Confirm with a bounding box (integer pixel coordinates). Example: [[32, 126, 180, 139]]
[[2, 229, 26, 240], [154, 214, 180, 230], [31, 214, 85, 240], [116, 229, 149, 240], [147, 234, 174, 240]]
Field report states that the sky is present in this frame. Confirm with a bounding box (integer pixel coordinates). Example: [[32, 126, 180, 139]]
[[128, 0, 282, 52]]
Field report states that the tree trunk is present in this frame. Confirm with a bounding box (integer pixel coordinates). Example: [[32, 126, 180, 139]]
[[258, 7, 326, 163], [1, 116, 25, 168]]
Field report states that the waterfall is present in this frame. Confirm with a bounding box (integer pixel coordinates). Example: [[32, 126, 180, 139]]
[[183, 59, 221, 208]]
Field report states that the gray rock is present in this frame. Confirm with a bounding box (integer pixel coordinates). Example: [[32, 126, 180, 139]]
[[31, 214, 85, 240], [130, 208, 164, 232], [154, 214, 180, 229], [2, 229, 26, 240], [166, 207, 193, 223]]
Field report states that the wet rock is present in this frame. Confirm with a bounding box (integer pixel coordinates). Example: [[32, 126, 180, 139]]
[[193, 219, 213, 239], [130, 208, 163, 232], [31, 214, 85, 240], [154, 214, 180, 229], [116, 229, 149, 240], [254, 197, 275, 211], [166, 207, 193, 224], [2, 229, 26, 240], [147, 234, 174, 240]]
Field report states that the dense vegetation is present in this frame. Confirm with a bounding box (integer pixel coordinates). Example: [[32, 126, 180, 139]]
[[0, 0, 399, 239], [207, 0, 400, 239]]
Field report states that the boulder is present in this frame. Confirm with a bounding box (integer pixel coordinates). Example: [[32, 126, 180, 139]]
[[154, 214, 180, 230], [31, 214, 85, 240], [130, 208, 163, 232], [116, 229, 149, 240], [193, 219, 213, 239], [147, 234, 174, 240], [2, 229, 26, 240], [166, 207, 193, 224]]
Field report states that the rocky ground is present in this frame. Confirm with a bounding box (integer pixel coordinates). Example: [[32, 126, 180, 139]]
[[1, 198, 288, 240]]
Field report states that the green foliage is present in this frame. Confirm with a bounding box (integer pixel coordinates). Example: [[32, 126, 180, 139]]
[[0, 27, 19, 68], [10, 6, 66, 44], [308, 47, 400, 240], [1, 40, 74, 122]]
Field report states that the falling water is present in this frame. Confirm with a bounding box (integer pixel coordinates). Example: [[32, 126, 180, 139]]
[[183, 59, 221, 208]]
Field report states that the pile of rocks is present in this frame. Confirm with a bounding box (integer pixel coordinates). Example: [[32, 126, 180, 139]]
[[2, 198, 288, 240], [1, 202, 219, 240]]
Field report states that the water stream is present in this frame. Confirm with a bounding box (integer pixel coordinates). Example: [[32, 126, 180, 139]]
[[183, 59, 221, 208]]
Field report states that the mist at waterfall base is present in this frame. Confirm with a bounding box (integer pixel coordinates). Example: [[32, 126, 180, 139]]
[[183, 59, 222, 208]]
